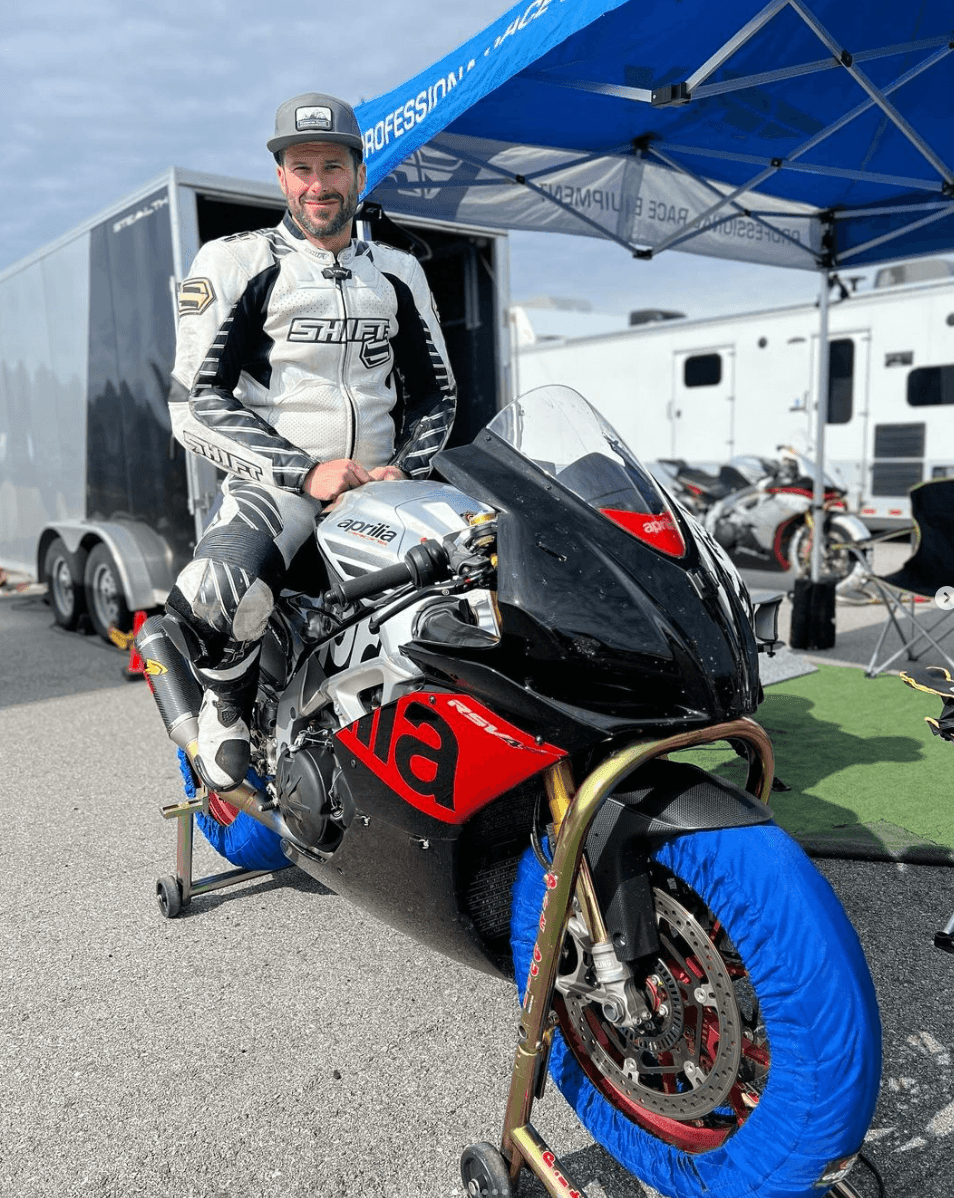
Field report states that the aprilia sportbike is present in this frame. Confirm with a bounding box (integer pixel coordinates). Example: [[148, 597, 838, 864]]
[[141, 386, 880, 1198], [654, 448, 871, 596]]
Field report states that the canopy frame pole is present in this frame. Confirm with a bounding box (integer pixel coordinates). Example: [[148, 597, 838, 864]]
[[810, 268, 831, 583], [788, 0, 954, 186], [837, 200, 954, 219], [648, 32, 951, 259], [684, 0, 790, 91], [525, 32, 952, 105], [655, 38, 952, 197], [420, 140, 650, 257], [691, 33, 954, 99], [646, 145, 820, 262], [837, 203, 954, 262], [658, 141, 946, 192], [645, 165, 780, 257]]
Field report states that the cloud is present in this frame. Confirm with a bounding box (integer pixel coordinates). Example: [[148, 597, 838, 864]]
[[1, 0, 515, 271]]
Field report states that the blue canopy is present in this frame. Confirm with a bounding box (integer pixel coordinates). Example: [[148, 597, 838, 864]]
[[356, 0, 954, 271]]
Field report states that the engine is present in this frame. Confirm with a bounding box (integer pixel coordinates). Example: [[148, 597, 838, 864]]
[[274, 728, 348, 854]]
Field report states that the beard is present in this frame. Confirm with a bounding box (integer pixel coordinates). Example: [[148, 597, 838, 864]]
[[289, 176, 360, 241]]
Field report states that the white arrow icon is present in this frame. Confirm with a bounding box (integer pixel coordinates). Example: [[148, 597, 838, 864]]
[[936, 586, 954, 611]]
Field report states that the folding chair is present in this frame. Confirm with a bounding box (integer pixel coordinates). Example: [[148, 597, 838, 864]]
[[851, 478, 954, 678]]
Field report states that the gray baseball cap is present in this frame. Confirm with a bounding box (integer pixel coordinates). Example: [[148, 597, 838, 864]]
[[267, 92, 364, 158]]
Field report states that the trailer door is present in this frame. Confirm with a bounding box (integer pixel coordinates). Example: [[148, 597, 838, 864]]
[[810, 330, 871, 509], [670, 345, 735, 461]]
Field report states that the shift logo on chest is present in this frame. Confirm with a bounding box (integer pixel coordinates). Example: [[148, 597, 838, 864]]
[[288, 316, 391, 368]]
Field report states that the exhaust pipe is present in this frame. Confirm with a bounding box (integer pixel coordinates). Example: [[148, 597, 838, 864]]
[[136, 616, 201, 755], [136, 616, 292, 839]]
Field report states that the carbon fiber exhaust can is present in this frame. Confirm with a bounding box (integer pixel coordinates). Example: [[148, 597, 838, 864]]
[[135, 616, 202, 753]]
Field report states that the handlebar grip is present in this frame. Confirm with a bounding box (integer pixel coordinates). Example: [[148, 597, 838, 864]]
[[323, 538, 451, 607], [326, 560, 414, 606]]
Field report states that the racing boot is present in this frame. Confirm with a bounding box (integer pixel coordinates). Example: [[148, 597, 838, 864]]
[[194, 645, 260, 792]]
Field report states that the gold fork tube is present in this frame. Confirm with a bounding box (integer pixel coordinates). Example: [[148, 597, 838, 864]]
[[544, 759, 608, 944]]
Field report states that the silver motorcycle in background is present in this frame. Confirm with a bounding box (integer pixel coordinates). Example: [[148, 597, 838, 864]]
[[653, 446, 872, 596]]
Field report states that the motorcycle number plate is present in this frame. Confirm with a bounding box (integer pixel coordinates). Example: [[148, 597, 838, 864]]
[[336, 694, 566, 824]]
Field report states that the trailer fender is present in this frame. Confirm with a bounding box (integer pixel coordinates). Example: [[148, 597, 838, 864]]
[[37, 520, 176, 612]]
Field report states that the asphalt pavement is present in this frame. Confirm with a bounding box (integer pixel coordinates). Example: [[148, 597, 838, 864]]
[[1, 587, 952, 1198]]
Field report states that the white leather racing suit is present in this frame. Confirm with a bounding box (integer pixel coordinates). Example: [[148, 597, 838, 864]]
[[169, 212, 456, 488], [166, 213, 457, 675]]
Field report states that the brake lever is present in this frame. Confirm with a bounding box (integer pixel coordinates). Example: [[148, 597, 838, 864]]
[[367, 572, 486, 634]]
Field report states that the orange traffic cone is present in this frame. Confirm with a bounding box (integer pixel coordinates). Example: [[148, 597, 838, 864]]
[[123, 610, 148, 680]]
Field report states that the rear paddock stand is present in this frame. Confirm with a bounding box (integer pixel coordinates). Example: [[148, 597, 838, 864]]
[[462, 722, 865, 1198], [155, 791, 272, 919]]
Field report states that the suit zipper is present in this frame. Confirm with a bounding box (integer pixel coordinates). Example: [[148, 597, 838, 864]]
[[329, 254, 358, 461]]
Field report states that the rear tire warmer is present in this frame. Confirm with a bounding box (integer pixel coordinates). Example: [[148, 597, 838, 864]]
[[176, 750, 291, 873], [510, 824, 881, 1198]]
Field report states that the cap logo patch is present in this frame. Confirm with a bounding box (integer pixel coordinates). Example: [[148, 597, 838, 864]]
[[296, 105, 333, 132]]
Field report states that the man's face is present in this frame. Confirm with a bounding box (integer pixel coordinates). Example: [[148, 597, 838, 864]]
[[277, 142, 366, 249]]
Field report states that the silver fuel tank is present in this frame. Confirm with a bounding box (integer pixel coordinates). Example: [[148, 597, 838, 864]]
[[315, 480, 495, 582]]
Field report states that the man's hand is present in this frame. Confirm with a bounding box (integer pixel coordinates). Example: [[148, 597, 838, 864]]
[[368, 465, 408, 482], [302, 459, 372, 501]]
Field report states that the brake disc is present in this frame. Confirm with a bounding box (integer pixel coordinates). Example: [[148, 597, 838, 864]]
[[562, 886, 743, 1120]]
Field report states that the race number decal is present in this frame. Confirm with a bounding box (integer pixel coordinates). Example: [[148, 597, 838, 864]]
[[336, 694, 566, 824]]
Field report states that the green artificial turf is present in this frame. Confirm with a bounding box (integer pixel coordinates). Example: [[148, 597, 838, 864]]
[[675, 663, 954, 863]]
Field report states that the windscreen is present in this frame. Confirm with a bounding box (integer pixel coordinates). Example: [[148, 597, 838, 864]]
[[487, 386, 686, 556]]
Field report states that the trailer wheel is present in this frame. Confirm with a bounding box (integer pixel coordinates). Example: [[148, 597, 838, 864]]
[[43, 537, 87, 630], [84, 543, 133, 642]]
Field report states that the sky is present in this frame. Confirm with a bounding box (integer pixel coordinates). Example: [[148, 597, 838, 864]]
[[0, 0, 925, 322]]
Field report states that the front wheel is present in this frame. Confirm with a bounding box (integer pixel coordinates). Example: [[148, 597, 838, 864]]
[[511, 825, 881, 1198], [789, 514, 871, 597]]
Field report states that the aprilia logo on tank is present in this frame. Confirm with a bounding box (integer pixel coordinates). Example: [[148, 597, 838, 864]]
[[288, 316, 390, 368]]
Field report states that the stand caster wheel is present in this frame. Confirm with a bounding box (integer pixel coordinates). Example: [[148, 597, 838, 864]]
[[156, 875, 183, 919], [460, 1142, 512, 1197]]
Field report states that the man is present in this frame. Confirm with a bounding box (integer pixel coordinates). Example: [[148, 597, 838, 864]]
[[166, 92, 457, 791]]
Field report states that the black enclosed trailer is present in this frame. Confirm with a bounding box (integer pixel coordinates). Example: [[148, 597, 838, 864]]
[[0, 167, 510, 638]]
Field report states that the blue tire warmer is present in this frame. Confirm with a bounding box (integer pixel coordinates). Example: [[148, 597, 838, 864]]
[[510, 824, 882, 1198], [175, 749, 291, 873]]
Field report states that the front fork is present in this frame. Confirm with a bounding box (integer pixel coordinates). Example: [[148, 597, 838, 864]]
[[499, 718, 774, 1197]]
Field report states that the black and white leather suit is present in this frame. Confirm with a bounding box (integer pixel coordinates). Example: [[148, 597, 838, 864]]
[[165, 212, 457, 675]]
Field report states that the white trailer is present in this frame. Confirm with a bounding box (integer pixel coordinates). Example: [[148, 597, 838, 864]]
[[513, 261, 954, 527], [0, 168, 510, 638]]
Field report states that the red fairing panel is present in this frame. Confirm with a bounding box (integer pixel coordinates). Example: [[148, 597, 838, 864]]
[[335, 693, 567, 825]]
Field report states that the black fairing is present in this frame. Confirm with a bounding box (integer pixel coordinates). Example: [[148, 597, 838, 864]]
[[433, 432, 760, 729]]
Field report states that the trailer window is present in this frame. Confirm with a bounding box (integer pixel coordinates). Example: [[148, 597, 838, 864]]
[[827, 339, 854, 424], [907, 365, 954, 406], [684, 353, 722, 387]]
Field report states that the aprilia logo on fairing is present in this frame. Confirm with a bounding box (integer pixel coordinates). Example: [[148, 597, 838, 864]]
[[335, 694, 566, 825], [288, 317, 390, 368], [336, 518, 397, 543]]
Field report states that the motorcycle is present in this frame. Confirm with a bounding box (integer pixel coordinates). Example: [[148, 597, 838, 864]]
[[140, 386, 880, 1198], [654, 448, 872, 596]]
